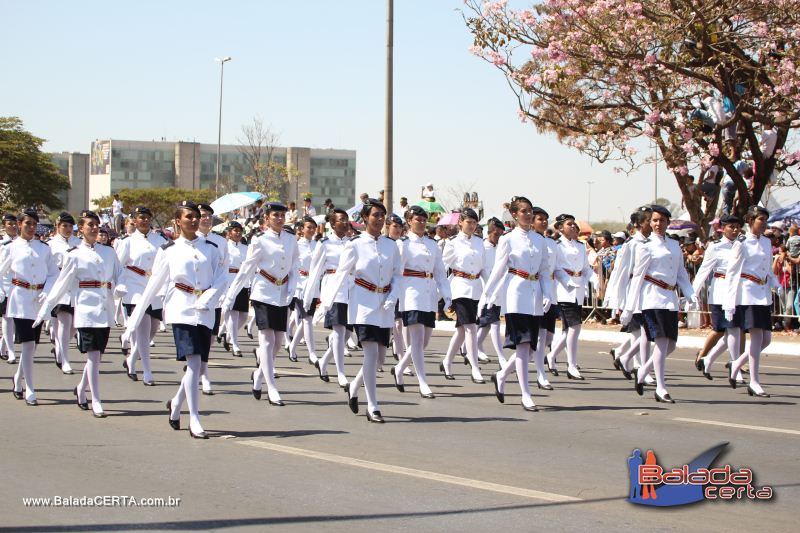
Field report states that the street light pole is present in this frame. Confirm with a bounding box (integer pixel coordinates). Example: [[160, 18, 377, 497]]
[[587, 180, 595, 222], [384, 0, 394, 214], [215, 56, 232, 194]]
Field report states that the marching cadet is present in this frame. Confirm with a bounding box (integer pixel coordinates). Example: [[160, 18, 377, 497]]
[[288, 216, 318, 364], [320, 199, 402, 423], [197, 203, 229, 395], [476, 217, 506, 366], [302, 208, 352, 387], [1, 214, 19, 362], [724, 206, 779, 398], [392, 205, 452, 398], [34, 210, 121, 418], [385, 214, 407, 363], [222, 221, 249, 358], [115, 206, 167, 386], [691, 215, 745, 379], [222, 202, 298, 407], [546, 214, 598, 380], [531, 208, 557, 390], [47, 212, 81, 375], [123, 201, 227, 438], [440, 208, 487, 386], [622, 205, 697, 403], [0, 209, 60, 405], [483, 197, 553, 412]]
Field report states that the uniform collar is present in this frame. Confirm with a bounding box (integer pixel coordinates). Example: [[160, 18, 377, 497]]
[[81, 240, 96, 250], [178, 235, 200, 246], [265, 228, 281, 237], [651, 232, 666, 243], [409, 232, 425, 241], [512, 226, 529, 236], [363, 232, 380, 242], [330, 232, 345, 242]]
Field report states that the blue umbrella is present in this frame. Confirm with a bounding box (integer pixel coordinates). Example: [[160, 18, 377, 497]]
[[768, 200, 800, 223], [210, 191, 264, 215]]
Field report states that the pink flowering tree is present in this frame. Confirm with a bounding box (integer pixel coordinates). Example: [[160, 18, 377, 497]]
[[464, 0, 800, 233]]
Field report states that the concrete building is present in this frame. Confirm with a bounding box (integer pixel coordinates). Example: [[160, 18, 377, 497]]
[[88, 139, 356, 212], [50, 152, 90, 214]]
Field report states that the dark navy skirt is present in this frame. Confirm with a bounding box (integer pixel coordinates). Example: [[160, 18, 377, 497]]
[[503, 313, 539, 349], [123, 303, 163, 321], [642, 309, 679, 341], [710, 304, 744, 332], [13, 318, 42, 344], [252, 301, 289, 332], [478, 305, 501, 327], [401, 310, 436, 328], [293, 296, 318, 319], [51, 304, 74, 318], [354, 324, 391, 347], [621, 312, 643, 333], [172, 323, 212, 361], [741, 304, 772, 332], [0, 299, 5, 317], [453, 298, 479, 327], [540, 305, 558, 333], [77, 327, 110, 354], [233, 288, 250, 313], [558, 301, 582, 330], [324, 302, 351, 330]]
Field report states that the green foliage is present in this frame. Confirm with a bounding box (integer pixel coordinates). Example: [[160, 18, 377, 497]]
[[0, 117, 69, 212], [93, 187, 217, 227]]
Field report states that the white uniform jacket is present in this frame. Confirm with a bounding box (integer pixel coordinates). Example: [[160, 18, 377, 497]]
[[322, 234, 402, 328], [48, 234, 82, 307], [226, 240, 249, 289], [294, 237, 317, 299], [125, 236, 227, 331], [691, 236, 739, 305], [37, 242, 122, 328], [604, 234, 640, 311], [303, 234, 349, 309], [0, 236, 14, 297], [0, 238, 59, 319], [723, 232, 780, 310], [115, 230, 168, 307], [482, 227, 554, 316], [397, 233, 451, 312], [442, 232, 485, 301], [554, 236, 597, 304], [224, 229, 299, 308], [482, 239, 497, 284], [624, 233, 694, 312]]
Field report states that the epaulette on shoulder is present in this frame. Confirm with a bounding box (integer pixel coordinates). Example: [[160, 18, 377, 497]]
[[320, 237, 329, 242], [37, 240, 49, 246], [119, 234, 129, 240], [2, 240, 12, 246], [256, 231, 264, 237], [641, 238, 651, 243], [67, 246, 78, 252], [737, 235, 746, 242], [350, 235, 361, 241], [447, 235, 457, 240], [161, 240, 175, 250], [204, 239, 218, 248], [400, 236, 409, 241]]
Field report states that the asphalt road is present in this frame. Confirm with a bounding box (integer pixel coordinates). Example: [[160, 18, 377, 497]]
[[1, 326, 797, 532]]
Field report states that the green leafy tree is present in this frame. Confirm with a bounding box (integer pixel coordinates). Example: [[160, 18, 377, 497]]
[[93, 188, 217, 228], [0, 117, 69, 212]]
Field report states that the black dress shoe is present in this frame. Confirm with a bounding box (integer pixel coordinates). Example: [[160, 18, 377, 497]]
[[613, 357, 622, 371], [26, 399, 38, 406], [12, 390, 23, 400], [120, 335, 129, 356], [621, 368, 633, 380], [655, 391, 675, 403], [439, 362, 454, 380], [216, 334, 223, 344], [522, 403, 538, 412], [366, 410, 385, 423], [345, 383, 359, 414], [223, 338, 231, 352], [491, 374, 504, 403], [747, 386, 770, 398], [471, 376, 486, 384], [536, 381, 554, 391], [728, 366, 737, 389], [392, 351, 399, 361], [93, 411, 107, 418], [0, 352, 7, 360], [289, 353, 298, 363], [548, 366, 559, 377], [189, 429, 208, 439], [314, 360, 330, 382], [566, 370, 585, 381], [202, 390, 214, 396], [609, 348, 616, 362], [268, 398, 286, 406], [74, 387, 89, 410], [633, 369, 644, 396], [390, 367, 405, 392], [166, 400, 180, 430], [233, 350, 243, 357], [694, 358, 704, 372], [420, 391, 436, 399]]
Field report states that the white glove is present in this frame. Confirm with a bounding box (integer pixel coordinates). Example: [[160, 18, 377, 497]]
[[32, 315, 45, 329], [382, 298, 395, 312], [724, 308, 735, 322], [194, 302, 209, 312], [542, 297, 552, 314], [443, 297, 452, 311], [312, 305, 328, 325], [220, 298, 233, 314], [36, 292, 48, 304], [0, 291, 5, 304], [689, 294, 700, 309], [620, 310, 632, 325], [120, 329, 133, 347]]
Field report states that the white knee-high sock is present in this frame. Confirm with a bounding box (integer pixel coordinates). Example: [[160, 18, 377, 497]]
[[182, 355, 203, 433], [200, 360, 211, 392], [566, 325, 581, 373], [55, 311, 73, 368], [393, 319, 406, 357], [637, 326, 650, 369], [396, 324, 431, 394], [638, 337, 674, 396], [442, 326, 465, 369], [534, 329, 549, 383], [256, 329, 281, 401], [489, 323, 505, 363], [702, 335, 729, 369], [2, 317, 15, 361], [16, 341, 36, 401], [463, 323, 482, 380], [226, 311, 239, 351], [547, 330, 566, 367], [515, 343, 535, 406], [85, 350, 103, 414], [614, 336, 631, 356], [361, 341, 381, 413], [618, 329, 640, 370]]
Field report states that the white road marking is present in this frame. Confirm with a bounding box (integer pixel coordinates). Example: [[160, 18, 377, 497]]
[[674, 417, 800, 436], [237, 439, 581, 502]]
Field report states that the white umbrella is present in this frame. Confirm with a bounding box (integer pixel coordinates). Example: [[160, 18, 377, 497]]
[[209, 191, 264, 215]]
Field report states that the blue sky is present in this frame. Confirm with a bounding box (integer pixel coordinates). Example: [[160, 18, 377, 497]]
[[1, 0, 681, 222]]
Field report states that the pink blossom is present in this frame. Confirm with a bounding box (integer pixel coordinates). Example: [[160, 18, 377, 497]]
[[645, 110, 661, 124], [678, 165, 689, 176], [682, 142, 694, 155], [644, 53, 657, 65], [468, 45, 483, 56]]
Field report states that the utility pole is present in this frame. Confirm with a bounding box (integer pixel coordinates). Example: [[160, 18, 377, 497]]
[[384, 0, 394, 213]]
